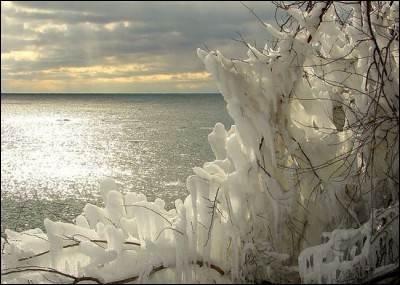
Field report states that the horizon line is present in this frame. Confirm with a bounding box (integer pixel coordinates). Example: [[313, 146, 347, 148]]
[[1, 92, 222, 95]]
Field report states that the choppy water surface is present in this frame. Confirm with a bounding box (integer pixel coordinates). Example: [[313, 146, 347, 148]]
[[1, 93, 233, 233]]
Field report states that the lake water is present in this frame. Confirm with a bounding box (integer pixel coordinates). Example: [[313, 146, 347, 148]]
[[1, 93, 233, 233]]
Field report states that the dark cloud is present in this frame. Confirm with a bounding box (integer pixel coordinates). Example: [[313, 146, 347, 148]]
[[1, 1, 276, 92]]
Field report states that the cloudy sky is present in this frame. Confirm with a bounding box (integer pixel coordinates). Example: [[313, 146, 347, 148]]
[[1, 1, 276, 93]]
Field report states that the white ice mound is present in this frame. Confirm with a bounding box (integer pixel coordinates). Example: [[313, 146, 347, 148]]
[[299, 202, 399, 283], [99, 176, 118, 203]]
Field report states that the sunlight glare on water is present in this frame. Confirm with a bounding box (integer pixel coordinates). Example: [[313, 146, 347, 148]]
[[1, 93, 233, 232]]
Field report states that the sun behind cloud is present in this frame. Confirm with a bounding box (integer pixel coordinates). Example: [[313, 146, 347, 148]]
[[1, 1, 275, 93]]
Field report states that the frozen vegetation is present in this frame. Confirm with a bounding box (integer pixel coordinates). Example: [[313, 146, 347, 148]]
[[1, 1, 399, 283]]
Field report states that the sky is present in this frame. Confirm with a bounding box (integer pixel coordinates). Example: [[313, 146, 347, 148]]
[[1, 1, 276, 93]]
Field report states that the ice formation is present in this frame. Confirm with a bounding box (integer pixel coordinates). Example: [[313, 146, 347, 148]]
[[1, 2, 399, 283]]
